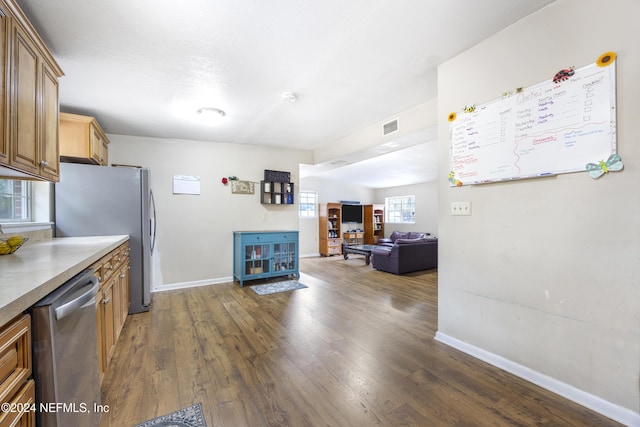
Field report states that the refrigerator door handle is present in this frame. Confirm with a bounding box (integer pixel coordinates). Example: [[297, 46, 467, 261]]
[[149, 188, 157, 254], [55, 275, 100, 320]]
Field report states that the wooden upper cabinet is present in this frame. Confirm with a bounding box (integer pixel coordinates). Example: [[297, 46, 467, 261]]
[[59, 112, 110, 165], [0, 0, 63, 181], [9, 22, 39, 176], [39, 63, 60, 179]]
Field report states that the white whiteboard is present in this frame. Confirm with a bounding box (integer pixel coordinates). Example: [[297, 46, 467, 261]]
[[173, 175, 201, 195], [449, 61, 616, 185]]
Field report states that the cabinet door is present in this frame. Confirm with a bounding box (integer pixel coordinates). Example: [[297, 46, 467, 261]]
[[114, 261, 129, 337], [10, 23, 39, 176], [102, 281, 115, 368], [273, 242, 296, 272], [39, 62, 60, 180], [243, 243, 271, 276], [101, 139, 109, 165], [0, 13, 8, 166], [90, 125, 103, 164], [95, 288, 105, 382], [120, 260, 130, 324]]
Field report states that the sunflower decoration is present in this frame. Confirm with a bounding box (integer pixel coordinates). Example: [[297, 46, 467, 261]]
[[596, 51, 616, 67], [447, 112, 457, 122]]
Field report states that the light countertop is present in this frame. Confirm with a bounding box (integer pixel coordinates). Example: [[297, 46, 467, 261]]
[[0, 235, 128, 325]]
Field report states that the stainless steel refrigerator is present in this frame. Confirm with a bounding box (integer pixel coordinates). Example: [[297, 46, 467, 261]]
[[54, 163, 156, 313]]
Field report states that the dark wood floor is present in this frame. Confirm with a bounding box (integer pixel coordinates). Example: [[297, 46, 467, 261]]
[[99, 256, 621, 426]]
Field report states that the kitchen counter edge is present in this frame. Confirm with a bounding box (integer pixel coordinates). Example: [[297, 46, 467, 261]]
[[0, 235, 129, 325]]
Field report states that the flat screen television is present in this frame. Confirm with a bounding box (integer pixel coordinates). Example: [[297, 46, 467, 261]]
[[341, 204, 363, 223]]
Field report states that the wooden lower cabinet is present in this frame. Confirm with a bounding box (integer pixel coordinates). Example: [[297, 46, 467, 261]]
[[0, 314, 34, 427], [0, 380, 35, 427], [92, 241, 129, 384]]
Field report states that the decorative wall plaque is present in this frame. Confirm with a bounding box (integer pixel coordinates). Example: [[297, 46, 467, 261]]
[[231, 180, 255, 194]]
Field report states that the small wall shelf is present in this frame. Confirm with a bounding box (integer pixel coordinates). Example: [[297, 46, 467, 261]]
[[261, 169, 294, 205], [261, 181, 294, 204]]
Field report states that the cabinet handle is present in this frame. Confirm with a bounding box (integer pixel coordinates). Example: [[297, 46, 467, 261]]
[[40, 160, 49, 167], [120, 273, 125, 278], [103, 298, 110, 304]]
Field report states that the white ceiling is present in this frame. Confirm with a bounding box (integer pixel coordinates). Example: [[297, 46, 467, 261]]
[[16, 0, 555, 188]]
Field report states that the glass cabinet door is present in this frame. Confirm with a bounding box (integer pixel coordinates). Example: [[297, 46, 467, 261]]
[[273, 242, 296, 272], [244, 243, 270, 275]]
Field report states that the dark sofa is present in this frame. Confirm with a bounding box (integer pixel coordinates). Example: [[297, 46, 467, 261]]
[[371, 231, 438, 274]]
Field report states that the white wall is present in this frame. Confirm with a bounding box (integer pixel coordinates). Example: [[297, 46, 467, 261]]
[[298, 177, 440, 256], [437, 0, 639, 422], [375, 181, 438, 236], [298, 175, 375, 256], [109, 134, 312, 287], [314, 99, 437, 164]]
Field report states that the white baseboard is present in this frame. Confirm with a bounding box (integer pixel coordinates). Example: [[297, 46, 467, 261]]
[[300, 253, 320, 258], [434, 332, 639, 427], [152, 276, 233, 292]]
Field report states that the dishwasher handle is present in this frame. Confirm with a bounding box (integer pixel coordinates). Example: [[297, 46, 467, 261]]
[[55, 275, 100, 321]]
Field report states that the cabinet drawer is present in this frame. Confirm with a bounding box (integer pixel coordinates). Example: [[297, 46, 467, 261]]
[[327, 239, 342, 247], [0, 315, 31, 405], [102, 257, 115, 282], [241, 232, 297, 244], [241, 234, 269, 244], [0, 379, 35, 426], [90, 260, 103, 282], [328, 246, 341, 255], [111, 245, 127, 269], [274, 232, 297, 242]]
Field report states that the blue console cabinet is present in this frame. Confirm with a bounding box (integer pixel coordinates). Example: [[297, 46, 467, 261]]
[[233, 230, 299, 287]]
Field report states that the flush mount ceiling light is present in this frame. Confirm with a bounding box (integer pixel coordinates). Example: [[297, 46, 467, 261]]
[[282, 92, 297, 103], [197, 107, 225, 123]]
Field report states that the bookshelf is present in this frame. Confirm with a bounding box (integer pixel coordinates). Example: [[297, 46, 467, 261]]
[[319, 203, 342, 256]]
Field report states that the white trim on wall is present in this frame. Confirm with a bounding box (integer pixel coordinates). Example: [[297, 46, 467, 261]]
[[152, 277, 232, 292], [435, 332, 640, 427]]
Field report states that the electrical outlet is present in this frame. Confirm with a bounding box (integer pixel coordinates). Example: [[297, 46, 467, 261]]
[[451, 201, 471, 216], [263, 213, 268, 221]]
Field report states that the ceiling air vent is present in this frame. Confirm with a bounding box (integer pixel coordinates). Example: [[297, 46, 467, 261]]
[[383, 118, 399, 136]]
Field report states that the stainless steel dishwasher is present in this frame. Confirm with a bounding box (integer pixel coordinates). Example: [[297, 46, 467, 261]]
[[31, 268, 101, 427]]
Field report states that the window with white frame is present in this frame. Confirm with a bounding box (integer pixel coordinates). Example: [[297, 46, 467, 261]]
[[385, 195, 415, 223], [299, 191, 317, 217], [0, 180, 31, 222]]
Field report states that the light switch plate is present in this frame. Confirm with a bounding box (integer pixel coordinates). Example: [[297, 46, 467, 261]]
[[451, 201, 471, 216]]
